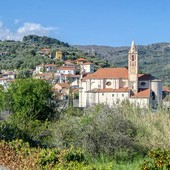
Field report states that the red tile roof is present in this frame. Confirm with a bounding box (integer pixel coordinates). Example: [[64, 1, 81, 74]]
[[65, 60, 74, 63], [163, 86, 170, 93], [44, 64, 56, 67], [131, 89, 150, 98], [83, 68, 128, 79], [57, 83, 70, 88], [76, 58, 87, 61]]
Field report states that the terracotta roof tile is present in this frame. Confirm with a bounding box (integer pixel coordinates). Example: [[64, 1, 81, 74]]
[[83, 68, 128, 79], [76, 58, 87, 61], [131, 89, 150, 98], [163, 86, 170, 93], [57, 83, 70, 88]]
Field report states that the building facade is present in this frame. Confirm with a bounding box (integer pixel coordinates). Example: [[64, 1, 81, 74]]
[[79, 41, 162, 108]]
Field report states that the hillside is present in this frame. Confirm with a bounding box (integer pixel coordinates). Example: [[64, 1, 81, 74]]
[[0, 35, 169, 85], [74, 43, 170, 85], [0, 35, 109, 71]]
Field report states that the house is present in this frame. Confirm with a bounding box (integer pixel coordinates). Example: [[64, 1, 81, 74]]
[[0, 52, 11, 56], [79, 41, 162, 108], [57, 74, 80, 88], [55, 51, 63, 60], [57, 66, 76, 75], [64, 60, 75, 67], [80, 62, 94, 73], [35, 64, 57, 73], [2, 71, 16, 79], [53, 83, 70, 100], [34, 73, 54, 81], [76, 58, 87, 64], [39, 48, 52, 58]]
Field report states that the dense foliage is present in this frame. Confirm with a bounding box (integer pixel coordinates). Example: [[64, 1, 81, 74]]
[[1, 78, 55, 121], [0, 35, 110, 71]]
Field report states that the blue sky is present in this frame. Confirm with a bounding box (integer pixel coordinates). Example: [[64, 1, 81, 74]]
[[0, 0, 169, 46]]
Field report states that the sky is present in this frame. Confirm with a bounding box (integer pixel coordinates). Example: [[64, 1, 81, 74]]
[[0, 0, 170, 46]]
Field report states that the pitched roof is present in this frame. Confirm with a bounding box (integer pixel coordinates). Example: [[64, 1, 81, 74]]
[[65, 60, 74, 63], [57, 83, 70, 88], [138, 74, 151, 80], [44, 64, 56, 67], [81, 62, 93, 65], [131, 89, 150, 98], [83, 68, 128, 79], [76, 58, 87, 61], [163, 86, 170, 93]]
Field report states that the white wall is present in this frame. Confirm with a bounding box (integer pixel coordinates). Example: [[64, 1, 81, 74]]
[[129, 98, 149, 108], [57, 69, 75, 75], [80, 64, 94, 73]]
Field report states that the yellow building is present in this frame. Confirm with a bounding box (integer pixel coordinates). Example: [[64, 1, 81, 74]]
[[55, 51, 63, 60]]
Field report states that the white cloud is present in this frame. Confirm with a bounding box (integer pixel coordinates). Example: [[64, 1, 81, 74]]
[[0, 21, 57, 41]]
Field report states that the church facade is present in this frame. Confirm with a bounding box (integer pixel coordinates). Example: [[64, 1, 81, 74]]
[[79, 41, 162, 108]]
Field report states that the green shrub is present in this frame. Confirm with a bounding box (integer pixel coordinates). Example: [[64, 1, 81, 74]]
[[140, 148, 170, 170]]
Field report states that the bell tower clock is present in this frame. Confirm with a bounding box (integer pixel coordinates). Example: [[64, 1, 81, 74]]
[[128, 41, 138, 94]]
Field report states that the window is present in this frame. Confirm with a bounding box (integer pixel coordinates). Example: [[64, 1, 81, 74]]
[[132, 55, 134, 61], [122, 94, 124, 97], [102, 93, 104, 96], [106, 81, 111, 86], [112, 94, 114, 97], [141, 82, 146, 86]]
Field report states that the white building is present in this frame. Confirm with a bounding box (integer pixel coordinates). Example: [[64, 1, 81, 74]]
[[57, 66, 76, 75], [79, 41, 162, 108], [35, 64, 56, 74], [80, 62, 94, 73]]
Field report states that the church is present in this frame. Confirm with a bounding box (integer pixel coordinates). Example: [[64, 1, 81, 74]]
[[79, 41, 162, 108]]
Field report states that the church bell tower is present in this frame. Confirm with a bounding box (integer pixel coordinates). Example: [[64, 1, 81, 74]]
[[128, 41, 138, 94]]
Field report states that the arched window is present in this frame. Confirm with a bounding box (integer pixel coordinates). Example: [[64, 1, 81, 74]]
[[132, 55, 134, 61]]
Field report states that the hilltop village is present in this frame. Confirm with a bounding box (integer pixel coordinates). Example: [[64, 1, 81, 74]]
[[0, 41, 170, 109]]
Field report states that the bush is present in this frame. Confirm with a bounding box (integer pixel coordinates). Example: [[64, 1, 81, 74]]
[[140, 148, 170, 170], [52, 104, 145, 162]]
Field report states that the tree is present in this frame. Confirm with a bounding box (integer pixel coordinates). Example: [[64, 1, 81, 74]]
[[17, 69, 32, 79], [4, 78, 56, 121]]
